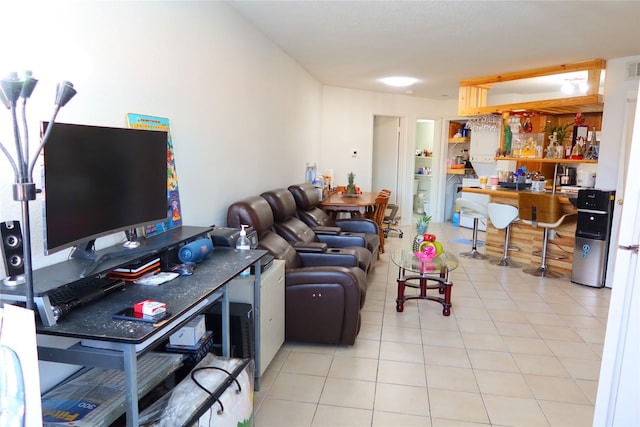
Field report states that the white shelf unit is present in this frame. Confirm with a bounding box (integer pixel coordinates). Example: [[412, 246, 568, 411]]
[[414, 156, 433, 214], [227, 259, 285, 377]]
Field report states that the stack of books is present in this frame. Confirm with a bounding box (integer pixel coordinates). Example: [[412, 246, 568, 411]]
[[109, 256, 161, 282]]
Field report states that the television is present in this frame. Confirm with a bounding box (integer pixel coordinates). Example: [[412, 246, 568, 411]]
[[41, 122, 169, 259]]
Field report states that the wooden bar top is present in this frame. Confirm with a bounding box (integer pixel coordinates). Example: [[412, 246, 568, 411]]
[[462, 187, 577, 207]]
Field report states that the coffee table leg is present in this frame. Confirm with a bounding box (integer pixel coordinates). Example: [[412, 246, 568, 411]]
[[420, 276, 427, 297], [442, 284, 452, 316], [396, 278, 406, 312]]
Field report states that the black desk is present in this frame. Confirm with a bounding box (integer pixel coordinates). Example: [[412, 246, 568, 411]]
[[30, 227, 267, 427]]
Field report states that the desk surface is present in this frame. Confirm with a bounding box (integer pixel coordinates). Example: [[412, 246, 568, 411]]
[[319, 191, 378, 211], [36, 247, 267, 344]]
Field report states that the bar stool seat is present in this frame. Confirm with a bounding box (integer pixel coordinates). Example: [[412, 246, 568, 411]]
[[518, 192, 575, 278], [455, 198, 488, 260], [487, 202, 521, 268]]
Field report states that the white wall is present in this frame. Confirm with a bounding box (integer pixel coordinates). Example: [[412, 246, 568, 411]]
[[0, 1, 323, 273], [320, 86, 457, 224], [0, 1, 322, 392]]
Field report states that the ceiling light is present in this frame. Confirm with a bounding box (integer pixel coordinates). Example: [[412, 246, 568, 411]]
[[379, 76, 418, 87]]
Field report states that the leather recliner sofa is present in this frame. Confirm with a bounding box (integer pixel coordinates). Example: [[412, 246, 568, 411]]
[[260, 188, 372, 273], [288, 183, 381, 257], [227, 195, 367, 345]]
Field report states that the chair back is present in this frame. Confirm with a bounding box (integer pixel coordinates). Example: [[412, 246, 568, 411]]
[[371, 192, 390, 253], [518, 192, 561, 225], [261, 188, 318, 244], [288, 183, 333, 227], [487, 202, 519, 230], [227, 195, 302, 269], [456, 198, 488, 218]]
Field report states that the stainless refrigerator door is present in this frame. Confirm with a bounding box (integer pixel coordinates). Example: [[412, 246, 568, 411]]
[[571, 237, 608, 287]]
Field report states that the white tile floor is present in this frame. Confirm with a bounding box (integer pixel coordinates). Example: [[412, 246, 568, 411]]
[[252, 221, 610, 427]]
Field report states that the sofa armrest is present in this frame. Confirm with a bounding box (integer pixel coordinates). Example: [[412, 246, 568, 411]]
[[334, 218, 379, 235], [312, 226, 341, 235], [293, 241, 328, 253], [316, 233, 366, 248], [299, 248, 358, 268]]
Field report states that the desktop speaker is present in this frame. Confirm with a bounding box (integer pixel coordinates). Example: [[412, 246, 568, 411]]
[[1, 221, 25, 280]]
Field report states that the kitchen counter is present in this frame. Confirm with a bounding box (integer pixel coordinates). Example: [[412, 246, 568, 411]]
[[461, 187, 578, 275]]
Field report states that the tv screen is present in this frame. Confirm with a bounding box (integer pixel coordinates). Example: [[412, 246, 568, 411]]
[[41, 122, 169, 256]]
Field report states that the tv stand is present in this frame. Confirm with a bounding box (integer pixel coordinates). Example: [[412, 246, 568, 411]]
[[69, 239, 97, 260], [30, 225, 268, 426]]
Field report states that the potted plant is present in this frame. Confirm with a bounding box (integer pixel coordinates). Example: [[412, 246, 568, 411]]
[[346, 172, 356, 195], [416, 214, 431, 233]]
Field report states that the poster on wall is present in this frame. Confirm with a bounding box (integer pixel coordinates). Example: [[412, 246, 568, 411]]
[[126, 113, 182, 237]]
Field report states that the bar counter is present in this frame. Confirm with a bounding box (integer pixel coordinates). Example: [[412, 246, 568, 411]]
[[462, 187, 578, 275]]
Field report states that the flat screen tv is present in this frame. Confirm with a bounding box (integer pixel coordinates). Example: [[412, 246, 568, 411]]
[[41, 122, 169, 258]]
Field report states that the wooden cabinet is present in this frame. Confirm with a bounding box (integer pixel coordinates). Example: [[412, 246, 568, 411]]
[[227, 259, 285, 377]]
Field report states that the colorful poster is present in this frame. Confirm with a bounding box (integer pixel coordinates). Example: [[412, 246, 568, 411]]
[[126, 113, 182, 237]]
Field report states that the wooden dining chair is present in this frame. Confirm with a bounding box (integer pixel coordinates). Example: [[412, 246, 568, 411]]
[[370, 191, 390, 255]]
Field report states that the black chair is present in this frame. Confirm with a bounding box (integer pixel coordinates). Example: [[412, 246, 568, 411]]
[[227, 195, 367, 345], [261, 188, 372, 272], [288, 183, 380, 257]]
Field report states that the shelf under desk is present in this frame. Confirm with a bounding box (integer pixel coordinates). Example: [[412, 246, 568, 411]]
[[33, 230, 267, 427]]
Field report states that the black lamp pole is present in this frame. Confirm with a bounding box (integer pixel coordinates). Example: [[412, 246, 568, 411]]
[[0, 71, 76, 310]]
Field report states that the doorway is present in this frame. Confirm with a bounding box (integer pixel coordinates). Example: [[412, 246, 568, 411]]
[[372, 116, 401, 205]]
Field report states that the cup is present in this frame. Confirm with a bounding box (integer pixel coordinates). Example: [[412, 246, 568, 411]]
[[490, 176, 499, 190], [479, 176, 488, 189]]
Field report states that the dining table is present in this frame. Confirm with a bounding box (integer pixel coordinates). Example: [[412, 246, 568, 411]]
[[319, 191, 378, 217]]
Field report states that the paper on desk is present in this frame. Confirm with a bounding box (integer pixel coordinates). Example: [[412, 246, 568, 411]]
[[0, 303, 42, 427]]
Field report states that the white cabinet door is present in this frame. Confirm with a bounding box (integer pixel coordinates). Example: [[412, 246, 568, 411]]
[[227, 259, 285, 376]]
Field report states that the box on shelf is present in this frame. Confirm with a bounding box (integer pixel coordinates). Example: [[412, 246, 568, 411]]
[[169, 315, 206, 347], [511, 133, 543, 158]]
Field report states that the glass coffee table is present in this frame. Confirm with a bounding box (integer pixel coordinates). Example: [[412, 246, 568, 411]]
[[391, 249, 459, 316]]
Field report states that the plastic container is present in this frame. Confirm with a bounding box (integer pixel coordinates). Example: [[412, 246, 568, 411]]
[[236, 225, 251, 276], [452, 212, 460, 227]]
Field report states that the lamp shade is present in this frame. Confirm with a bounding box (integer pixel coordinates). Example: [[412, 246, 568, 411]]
[[54, 81, 76, 107], [0, 72, 25, 106], [19, 71, 38, 99]]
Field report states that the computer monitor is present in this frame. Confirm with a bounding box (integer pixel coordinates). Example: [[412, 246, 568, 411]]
[[41, 122, 168, 258]]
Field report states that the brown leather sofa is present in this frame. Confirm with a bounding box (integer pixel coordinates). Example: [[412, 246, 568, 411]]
[[227, 195, 367, 345], [260, 188, 372, 273], [288, 183, 381, 257]]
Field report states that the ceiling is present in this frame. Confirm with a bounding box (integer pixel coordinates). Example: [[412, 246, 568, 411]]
[[227, 1, 640, 100]]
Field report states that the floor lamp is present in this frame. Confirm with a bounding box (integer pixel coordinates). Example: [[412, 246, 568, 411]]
[[0, 71, 76, 310]]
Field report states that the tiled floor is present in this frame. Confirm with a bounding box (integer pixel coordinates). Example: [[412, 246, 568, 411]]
[[252, 221, 611, 426]]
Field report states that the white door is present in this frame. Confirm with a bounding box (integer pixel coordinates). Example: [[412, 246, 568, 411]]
[[372, 116, 400, 204], [593, 81, 640, 426]]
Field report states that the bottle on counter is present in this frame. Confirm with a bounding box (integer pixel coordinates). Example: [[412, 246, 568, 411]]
[[236, 224, 251, 276]]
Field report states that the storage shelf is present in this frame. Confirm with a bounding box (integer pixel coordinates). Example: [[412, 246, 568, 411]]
[[448, 137, 469, 144], [495, 157, 597, 164], [447, 168, 474, 175], [415, 174, 433, 178]]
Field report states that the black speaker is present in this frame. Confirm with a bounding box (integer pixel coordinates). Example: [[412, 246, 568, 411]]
[[1, 221, 26, 284]]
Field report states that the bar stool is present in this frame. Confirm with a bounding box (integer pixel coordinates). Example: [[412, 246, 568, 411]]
[[455, 198, 488, 260], [487, 202, 521, 268], [518, 192, 575, 278]]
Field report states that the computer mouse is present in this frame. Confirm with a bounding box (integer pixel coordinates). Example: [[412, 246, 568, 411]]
[[171, 263, 195, 276]]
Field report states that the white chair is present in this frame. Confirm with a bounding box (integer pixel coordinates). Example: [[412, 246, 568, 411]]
[[487, 202, 521, 268], [455, 198, 488, 260]]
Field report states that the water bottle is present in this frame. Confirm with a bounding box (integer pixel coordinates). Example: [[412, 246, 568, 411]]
[[452, 211, 460, 227]]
